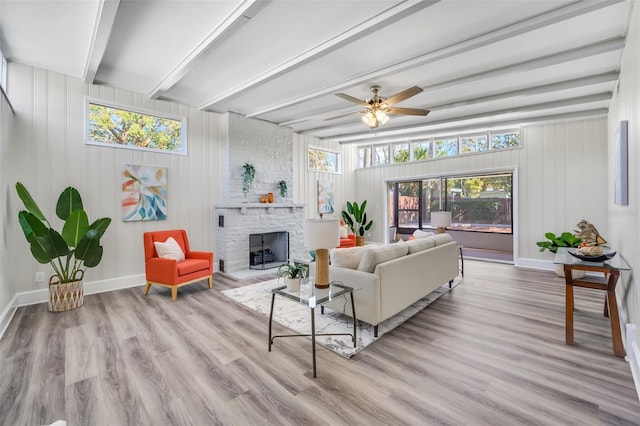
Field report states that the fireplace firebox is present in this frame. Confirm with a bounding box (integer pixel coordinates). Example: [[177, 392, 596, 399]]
[[249, 231, 289, 270]]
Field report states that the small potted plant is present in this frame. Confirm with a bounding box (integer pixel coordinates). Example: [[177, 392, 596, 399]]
[[15, 182, 112, 312], [277, 262, 307, 292], [536, 231, 584, 277], [241, 163, 255, 198], [342, 200, 373, 246], [278, 180, 288, 199]]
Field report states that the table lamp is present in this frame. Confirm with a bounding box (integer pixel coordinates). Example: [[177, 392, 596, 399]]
[[431, 211, 452, 234], [304, 217, 340, 288]]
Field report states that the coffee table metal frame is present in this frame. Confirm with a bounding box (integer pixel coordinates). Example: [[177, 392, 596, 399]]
[[268, 282, 356, 378]]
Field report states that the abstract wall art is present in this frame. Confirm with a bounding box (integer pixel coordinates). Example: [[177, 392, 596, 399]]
[[317, 179, 335, 214], [122, 164, 168, 221]]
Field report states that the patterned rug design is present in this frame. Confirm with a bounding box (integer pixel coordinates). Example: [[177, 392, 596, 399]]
[[222, 278, 458, 358]]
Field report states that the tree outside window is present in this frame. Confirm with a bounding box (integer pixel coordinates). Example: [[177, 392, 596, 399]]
[[435, 137, 458, 157]]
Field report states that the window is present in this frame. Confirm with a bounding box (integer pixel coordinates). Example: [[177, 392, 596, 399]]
[[356, 127, 521, 168], [491, 130, 520, 149], [0, 44, 7, 93], [389, 172, 512, 234], [460, 134, 489, 153], [308, 146, 340, 172], [412, 139, 432, 160], [434, 137, 458, 158], [392, 142, 409, 163], [86, 99, 186, 155]]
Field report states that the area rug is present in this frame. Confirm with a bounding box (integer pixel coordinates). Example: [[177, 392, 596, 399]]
[[222, 279, 459, 358]]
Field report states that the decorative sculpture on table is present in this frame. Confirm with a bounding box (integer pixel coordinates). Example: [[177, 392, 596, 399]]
[[574, 220, 606, 246]]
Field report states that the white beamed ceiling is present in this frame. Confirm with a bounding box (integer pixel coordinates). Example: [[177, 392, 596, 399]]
[[0, 0, 632, 143]]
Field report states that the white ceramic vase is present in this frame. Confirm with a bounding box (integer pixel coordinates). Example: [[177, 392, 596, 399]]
[[554, 264, 586, 279], [286, 277, 301, 292]]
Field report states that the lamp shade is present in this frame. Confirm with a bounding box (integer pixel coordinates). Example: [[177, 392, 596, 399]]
[[304, 218, 340, 249], [431, 211, 452, 228]]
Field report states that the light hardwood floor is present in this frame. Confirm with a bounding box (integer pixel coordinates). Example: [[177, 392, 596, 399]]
[[0, 260, 639, 425]]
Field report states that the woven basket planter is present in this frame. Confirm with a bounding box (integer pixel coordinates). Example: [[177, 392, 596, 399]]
[[48, 271, 84, 312]]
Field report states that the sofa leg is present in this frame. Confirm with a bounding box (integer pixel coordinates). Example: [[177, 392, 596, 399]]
[[171, 286, 178, 302], [144, 282, 151, 295], [449, 279, 453, 288], [320, 306, 324, 315], [207, 275, 213, 289], [374, 325, 378, 338]]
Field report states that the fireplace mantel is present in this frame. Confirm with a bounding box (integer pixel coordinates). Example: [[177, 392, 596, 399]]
[[215, 202, 305, 214]]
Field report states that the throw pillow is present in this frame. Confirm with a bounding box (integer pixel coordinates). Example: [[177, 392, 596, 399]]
[[339, 225, 349, 238], [432, 233, 453, 246], [330, 246, 366, 269], [407, 237, 436, 254], [357, 242, 409, 273], [412, 229, 435, 239], [154, 237, 185, 262]]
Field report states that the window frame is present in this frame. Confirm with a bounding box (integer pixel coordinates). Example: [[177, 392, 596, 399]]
[[85, 97, 188, 156]]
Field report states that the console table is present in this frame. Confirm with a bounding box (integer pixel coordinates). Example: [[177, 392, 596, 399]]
[[553, 248, 630, 358]]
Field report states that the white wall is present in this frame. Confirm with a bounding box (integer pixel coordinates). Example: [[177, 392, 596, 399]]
[[608, 1, 640, 358], [347, 118, 609, 266], [6, 63, 222, 297], [0, 89, 14, 318]]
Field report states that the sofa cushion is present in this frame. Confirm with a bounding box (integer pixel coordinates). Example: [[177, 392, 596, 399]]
[[330, 246, 367, 269], [413, 229, 435, 239], [406, 236, 436, 254], [432, 233, 453, 245], [358, 241, 409, 273]]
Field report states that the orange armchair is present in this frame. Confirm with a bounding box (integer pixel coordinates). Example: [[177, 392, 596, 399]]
[[143, 229, 213, 301], [338, 233, 356, 248]]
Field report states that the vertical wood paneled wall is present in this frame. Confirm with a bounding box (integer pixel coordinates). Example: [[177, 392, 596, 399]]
[[0, 88, 15, 315], [5, 63, 222, 296], [347, 117, 608, 267], [608, 3, 640, 354]]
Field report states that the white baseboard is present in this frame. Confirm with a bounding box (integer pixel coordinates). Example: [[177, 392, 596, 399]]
[[0, 274, 145, 341], [515, 257, 553, 271], [626, 324, 640, 401]]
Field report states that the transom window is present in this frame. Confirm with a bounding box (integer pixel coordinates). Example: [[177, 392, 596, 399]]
[[86, 98, 187, 155], [358, 128, 521, 168], [308, 146, 340, 173]]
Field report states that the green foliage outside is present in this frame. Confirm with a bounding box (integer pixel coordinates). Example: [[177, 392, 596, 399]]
[[89, 103, 182, 151], [309, 148, 338, 172]]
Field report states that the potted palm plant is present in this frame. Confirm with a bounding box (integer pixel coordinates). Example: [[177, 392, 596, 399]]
[[15, 182, 112, 312], [342, 200, 373, 246], [277, 262, 307, 292]]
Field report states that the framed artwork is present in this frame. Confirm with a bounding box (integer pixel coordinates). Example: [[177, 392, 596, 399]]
[[614, 120, 628, 206], [317, 180, 335, 214], [122, 164, 168, 221]]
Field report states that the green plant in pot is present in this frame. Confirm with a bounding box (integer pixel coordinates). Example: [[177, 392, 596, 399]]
[[536, 231, 584, 278], [277, 262, 307, 292], [15, 182, 112, 312], [241, 163, 255, 198], [342, 200, 373, 246], [278, 180, 288, 199]]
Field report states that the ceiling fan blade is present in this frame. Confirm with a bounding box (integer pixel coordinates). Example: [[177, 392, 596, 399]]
[[335, 93, 370, 107], [386, 107, 430, 116], [384, 86, 423, 106], [325, 110, 365, 121]]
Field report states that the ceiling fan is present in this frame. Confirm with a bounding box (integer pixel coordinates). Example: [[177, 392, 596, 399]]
[[328, 85, 430, 129]]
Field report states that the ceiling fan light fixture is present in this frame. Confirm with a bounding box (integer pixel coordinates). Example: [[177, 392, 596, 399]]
[[362, 111, 377, 127], [375, 110, 389, 125]]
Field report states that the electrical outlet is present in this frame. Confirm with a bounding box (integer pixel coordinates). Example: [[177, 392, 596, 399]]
[[35, 272, 45, 282]]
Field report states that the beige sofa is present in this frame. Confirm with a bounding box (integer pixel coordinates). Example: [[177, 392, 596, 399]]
[[311, 233, 459, 337]]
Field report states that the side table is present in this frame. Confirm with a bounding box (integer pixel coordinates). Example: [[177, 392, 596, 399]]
[[268, 281, 356, 378], [553, 248, 630, 358]]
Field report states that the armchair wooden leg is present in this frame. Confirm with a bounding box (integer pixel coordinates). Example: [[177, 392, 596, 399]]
[[171, 286, 178, 302], [207, 275, 213, 289], [144, 282, 152, 296]]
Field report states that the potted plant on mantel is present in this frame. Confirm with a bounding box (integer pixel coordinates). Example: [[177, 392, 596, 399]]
[[536, 231, 584, 278], [277, 262, 307, 292], [342, 200, 373, 246], [241, 163, 255, 198], [15, 182, 112, 312]]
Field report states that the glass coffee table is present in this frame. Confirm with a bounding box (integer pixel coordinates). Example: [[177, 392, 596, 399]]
[[268, 281, 356, 378]]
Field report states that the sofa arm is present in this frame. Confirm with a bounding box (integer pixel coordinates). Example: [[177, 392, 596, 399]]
[[320, 266, 382, 326], [145, 257, 179, 283]]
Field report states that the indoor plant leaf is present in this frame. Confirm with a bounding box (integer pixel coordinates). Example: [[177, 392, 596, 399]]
[[56, 187, 83, 221], [18, 210, 48, 243], [61, 209, 90, 248], [15, 182, 48, 223]]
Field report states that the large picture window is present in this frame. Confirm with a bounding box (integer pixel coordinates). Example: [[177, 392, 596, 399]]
[[86, 99, 187, 155], [389, 172, 512, 235]]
